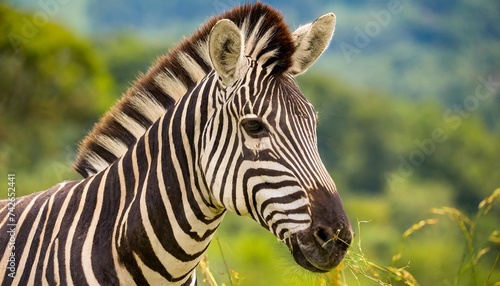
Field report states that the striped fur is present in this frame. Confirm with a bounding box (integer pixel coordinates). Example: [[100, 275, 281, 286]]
[[75, 3, 296, 177], [1, 3, 351, 285]]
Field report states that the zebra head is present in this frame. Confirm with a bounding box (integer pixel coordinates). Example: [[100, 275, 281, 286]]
[[201, 11, 352, 272]]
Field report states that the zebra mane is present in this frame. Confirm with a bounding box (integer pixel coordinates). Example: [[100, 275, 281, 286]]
[[74, 3, 296, 177]]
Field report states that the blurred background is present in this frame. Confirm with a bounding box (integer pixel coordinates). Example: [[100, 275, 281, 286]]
[[1, 0, 499, 285]]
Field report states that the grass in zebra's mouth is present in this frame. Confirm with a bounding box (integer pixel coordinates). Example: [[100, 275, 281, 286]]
[[198, 193, 499, 285], [197, 220, 418, 286], [321, 228, 352, 249], [322, 219, 419, 286]]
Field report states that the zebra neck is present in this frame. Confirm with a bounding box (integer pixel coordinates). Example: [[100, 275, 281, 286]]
[[114, 96, 225, 284]]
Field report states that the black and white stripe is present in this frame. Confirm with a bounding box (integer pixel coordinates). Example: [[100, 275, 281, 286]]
[[1, 3, 351, 285]]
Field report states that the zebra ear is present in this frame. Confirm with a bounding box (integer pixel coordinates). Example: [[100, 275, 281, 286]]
[[288, 13, 336, 75], [208, 19, 245, 86]]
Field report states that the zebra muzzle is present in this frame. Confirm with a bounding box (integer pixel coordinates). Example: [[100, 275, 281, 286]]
[[289, 222, 352, 272]]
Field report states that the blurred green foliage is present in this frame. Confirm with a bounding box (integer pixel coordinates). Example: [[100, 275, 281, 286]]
[[91, 33, 172, 94], [0, 4, 498, 285], [299, 74, 500, 210], [0, 5, 114, 193]]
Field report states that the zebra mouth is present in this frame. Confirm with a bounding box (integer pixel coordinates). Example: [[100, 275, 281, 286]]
[[288, 229, 350, 273]]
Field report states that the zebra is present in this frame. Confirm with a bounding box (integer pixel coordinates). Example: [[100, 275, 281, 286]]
[[0, 3, 352, 285]]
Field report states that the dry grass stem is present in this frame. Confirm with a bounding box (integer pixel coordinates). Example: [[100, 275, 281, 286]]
[[402, 218, 439, 239], [199, 255, 218, 286], [478, 188, 500, 215]]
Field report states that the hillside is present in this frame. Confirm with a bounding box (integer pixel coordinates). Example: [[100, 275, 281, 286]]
[[8, 0, 500, 116]]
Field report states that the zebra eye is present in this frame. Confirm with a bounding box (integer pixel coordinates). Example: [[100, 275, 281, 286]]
[[242, 119, 266, 136]]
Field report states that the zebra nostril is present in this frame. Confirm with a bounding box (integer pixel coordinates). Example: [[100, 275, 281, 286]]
[[313, 224, 352, 250], [315, 226, 330, 244], [313, 224, 334, 247]]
